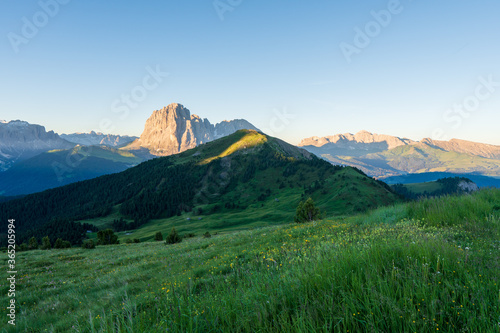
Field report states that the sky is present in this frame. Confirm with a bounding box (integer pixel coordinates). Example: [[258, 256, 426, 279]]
[[1, 0, 499, 145]]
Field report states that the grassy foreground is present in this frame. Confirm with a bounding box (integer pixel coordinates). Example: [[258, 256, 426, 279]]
[[1, 189, 499, 332]]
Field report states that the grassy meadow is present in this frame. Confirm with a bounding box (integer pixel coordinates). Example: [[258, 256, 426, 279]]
[[1, 189, 499, 332]]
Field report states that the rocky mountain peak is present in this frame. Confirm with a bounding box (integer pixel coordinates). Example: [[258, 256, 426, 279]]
[[125, 103, 259, 156]]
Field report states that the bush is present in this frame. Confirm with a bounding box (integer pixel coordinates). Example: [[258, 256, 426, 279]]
[[203, 231, 212, 238], [165, 228, 182, 245], [97, 229, 119, 245], [62, 240, 71, 248], [294, 197, 321, 223], [28, 237, 38, 250], [154, 231, 163, 241], [19, 243, 28, 251], [133, 238, 140, 243], [82, 239, 95, 249], [184, 233, 196, 238]]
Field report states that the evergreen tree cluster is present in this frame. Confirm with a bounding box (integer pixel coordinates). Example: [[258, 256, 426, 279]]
[[392, 177, 476, 200]]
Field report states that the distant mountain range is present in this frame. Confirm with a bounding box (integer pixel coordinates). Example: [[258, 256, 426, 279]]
[[60, 131, 137, 147], [2, 111, 499, 197], [299, 131, 500, 180]]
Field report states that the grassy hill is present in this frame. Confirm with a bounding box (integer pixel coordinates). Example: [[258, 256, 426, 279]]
[[2, 189, 498, 332], [0, 130, 400, 246]]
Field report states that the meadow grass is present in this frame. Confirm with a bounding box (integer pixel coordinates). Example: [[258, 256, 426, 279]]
[[1, 189, 499, 332]]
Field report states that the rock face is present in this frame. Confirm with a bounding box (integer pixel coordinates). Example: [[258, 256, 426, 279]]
[[60, 131, 137, 147], [458, 179, 479, 193], [0, 120, 74, 171], [127, 103, 259, 155], [299, 130, 415, 157]]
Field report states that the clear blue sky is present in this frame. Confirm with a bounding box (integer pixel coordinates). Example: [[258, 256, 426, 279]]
[[1, 0, 499, 145]]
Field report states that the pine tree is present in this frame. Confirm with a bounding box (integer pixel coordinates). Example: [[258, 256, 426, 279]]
[[41, 236, 51, 250], [165, 228, 182, 245], [154, 231, 163, 241], [28, 237, 38, 250], [54, 238, 64, 249], [294, 197, 321, 223]]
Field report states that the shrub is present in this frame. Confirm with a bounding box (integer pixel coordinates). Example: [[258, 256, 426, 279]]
[[19, 243, 28, 251], [165, 228, 182, 245], [82, 239, 95, 249], [125, 239, 133, 244], [154, 231, 163, 241], [28, 237, 38, 250], [62, 241, 71, 248], [97, 229, 119, 245], [294, 197, 321, 223], [184, 233, 196, 238], [203, 231, 212, 238], [133, 238, 140, 243]]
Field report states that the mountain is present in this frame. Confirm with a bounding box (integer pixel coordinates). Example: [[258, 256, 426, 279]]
[[60, 131, 137, 147], [125, 103, 259, 155], [299, 131, 500, 178], [299, 130, 415, 157], [0, 120, 74, 171], [0, 145, 149, 196], [0, 130, 401, 246]]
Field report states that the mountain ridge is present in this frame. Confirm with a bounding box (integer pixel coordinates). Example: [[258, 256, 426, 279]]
[[60, 131, 138, 147], [299, 131, 500, 178]]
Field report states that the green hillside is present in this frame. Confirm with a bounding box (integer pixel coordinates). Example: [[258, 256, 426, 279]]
[[0, 130, 400, 246], [2, 189, 498, 332]]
